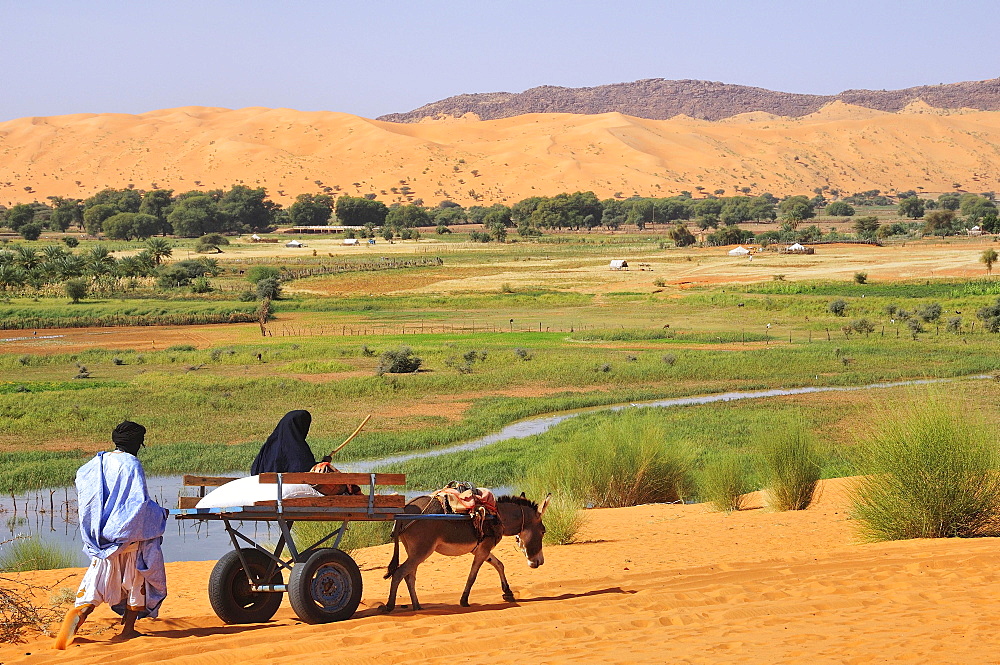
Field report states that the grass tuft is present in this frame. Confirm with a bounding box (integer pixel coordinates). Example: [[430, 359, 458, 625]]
[[528, 410, 696, 508], [851, 400, 1000, 541], [291, 520, 393, 555], [0, 538, 78, 572], [538, 492, 588, 545], [756, 418, 821, 511], [700, 451, 755, 512]]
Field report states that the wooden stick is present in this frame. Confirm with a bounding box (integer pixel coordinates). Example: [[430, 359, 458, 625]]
[[327, 414, 372, 458]]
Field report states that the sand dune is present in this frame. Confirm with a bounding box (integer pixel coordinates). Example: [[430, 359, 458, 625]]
[[3, 104, 1000, 208], [4, 477, 1000, 664]]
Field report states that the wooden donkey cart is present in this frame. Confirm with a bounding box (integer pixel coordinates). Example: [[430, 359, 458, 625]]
[[172, 472, 470, 625]]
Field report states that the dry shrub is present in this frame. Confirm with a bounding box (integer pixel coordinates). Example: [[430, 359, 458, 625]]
[[0, 538, 65, 643]]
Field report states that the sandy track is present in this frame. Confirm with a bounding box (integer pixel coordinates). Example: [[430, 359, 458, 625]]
[[4, 478, 999, 664]]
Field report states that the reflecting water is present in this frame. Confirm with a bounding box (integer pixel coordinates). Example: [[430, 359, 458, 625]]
[[0, 375, 986, 564], [350, 375, 988, 468], [0, 477, 439, 564]]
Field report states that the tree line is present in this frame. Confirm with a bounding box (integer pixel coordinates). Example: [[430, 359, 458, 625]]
[[2, 184, 997, 242]]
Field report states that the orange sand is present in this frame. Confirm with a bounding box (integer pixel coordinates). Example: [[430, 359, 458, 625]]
[[4, 478, 999, 664], [4, 102, 1000, 207]]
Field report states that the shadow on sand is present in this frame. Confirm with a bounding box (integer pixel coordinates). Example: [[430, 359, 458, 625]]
[[361, 586, 634, 617]]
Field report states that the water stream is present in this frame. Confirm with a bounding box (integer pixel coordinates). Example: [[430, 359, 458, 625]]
[[0, 374, 987, 564]]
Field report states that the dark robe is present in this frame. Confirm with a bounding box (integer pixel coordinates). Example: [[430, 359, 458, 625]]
[[250, 410, 316, 474]]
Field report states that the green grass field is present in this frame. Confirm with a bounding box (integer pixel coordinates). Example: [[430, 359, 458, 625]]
[[3, 236, 1000, 494]]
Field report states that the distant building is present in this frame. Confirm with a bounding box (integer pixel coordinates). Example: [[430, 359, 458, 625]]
[[285, 226, 370, 234]]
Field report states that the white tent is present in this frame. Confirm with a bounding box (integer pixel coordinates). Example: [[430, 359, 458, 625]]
[[285, 239, 303, 248], [609, 259, 629, 270], [250, 234, 262, 241], [343, 238, 359, 246], [787, 242, 806, 251], [727, 246, 750, 256]]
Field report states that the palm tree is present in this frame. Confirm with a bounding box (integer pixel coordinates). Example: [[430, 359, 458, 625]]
[[982, 248, 998, 275], [41, 245, 68, 261], [13, 245, 41, 271], [198, 258, 221, 276], [116, 255, 149, 278], [145, 238, 172, 265], [133, 250, 156, 274], [86, 245, 116, 273], [51, 255, 86, 279], [0, 264, 25, 291]]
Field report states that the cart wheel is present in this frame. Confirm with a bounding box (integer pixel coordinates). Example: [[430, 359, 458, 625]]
[[209, 548, 283, 624], [288, 548, 362, 624]]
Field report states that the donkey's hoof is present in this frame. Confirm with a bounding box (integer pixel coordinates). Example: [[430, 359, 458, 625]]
[[502, 593, 516, 603], [379, 604, 394, 614], [459, 598, 470, 607]]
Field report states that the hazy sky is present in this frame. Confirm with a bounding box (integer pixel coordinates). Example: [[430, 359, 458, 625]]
[[2, 0, 998, 122]]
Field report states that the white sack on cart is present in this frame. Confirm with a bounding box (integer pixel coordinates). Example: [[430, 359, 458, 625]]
[[195, 475, 322, 509]]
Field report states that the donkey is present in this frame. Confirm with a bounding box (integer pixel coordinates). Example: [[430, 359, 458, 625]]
[[383, 493, 550, 612]]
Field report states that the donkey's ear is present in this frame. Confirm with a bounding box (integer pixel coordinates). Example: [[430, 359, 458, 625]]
[[519, 492, 526, 498], [539, 493, 552, 517]]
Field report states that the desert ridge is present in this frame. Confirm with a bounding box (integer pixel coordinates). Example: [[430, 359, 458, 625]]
[[3, 104, 1000, 208], [4, 477, 1000, 664]]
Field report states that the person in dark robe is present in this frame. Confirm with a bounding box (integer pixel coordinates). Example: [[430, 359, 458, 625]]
[[250, 410, 316, 474]]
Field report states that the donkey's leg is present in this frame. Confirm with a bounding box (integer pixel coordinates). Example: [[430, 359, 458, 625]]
[[403, 568, 421, 611], [486, 555, 515, 602], [459, 546, 493, 607], [384, 565, 404, 613], [385, 549, 434, 613]]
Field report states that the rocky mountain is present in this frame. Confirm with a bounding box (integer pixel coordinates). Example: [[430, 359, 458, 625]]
[[377, 78, 1000, 123]]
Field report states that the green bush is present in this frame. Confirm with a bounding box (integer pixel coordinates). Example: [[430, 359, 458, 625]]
[[19, 222, 42, 241], [918, 302, 942, 322], [190, 276, 213, 293], [0, 538, 77, 572], [700, 451, 755, 512], [64, 278, 88, 303], [246, 265, 280, 284], [828, 299, 847, 316], [528, 410, 695, 508], [851, 402, 1000, 541], [377, 346, 422, 375], [255, 277, 282, 300], [756, 419, 821, 510]]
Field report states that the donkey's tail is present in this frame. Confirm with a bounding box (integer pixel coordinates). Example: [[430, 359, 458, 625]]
[[384, 534, 400, 579]]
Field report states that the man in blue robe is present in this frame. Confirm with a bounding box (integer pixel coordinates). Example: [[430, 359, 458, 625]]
[[55, 421, 168, 649]]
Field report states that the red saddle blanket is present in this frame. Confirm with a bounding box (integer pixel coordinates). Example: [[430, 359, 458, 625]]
[[433, 485, 497, 515], [432, 484, 499, 540]]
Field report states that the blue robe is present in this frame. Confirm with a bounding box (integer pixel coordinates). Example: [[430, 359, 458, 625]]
[[76, 450, 168, 617]]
